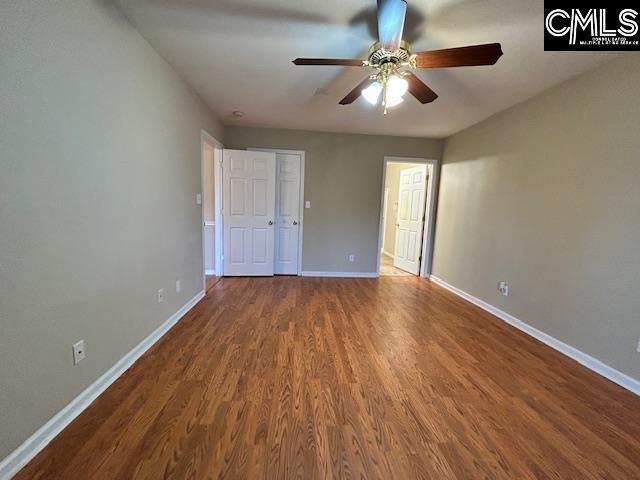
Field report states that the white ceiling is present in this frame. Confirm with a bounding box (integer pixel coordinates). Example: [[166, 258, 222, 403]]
[[116, 0, 618, 138]]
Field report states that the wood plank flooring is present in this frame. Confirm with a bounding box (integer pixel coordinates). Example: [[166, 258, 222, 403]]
[[206, 275, 221, 293], [15, 277, 640, 479]]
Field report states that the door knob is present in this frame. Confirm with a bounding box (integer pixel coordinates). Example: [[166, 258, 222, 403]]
[[293, 220, 298, 225], [268, 220, 273, 225]]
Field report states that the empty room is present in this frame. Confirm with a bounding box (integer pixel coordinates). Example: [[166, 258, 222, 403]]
[[1, 1, 639, 479]]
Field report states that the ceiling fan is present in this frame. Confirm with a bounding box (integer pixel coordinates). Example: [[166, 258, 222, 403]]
[[293, 0, 503, 113]]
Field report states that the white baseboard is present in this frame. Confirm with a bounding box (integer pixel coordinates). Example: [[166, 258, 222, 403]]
[[382, 250, 394, 258], [301, 271, 378, 278], [0, 290, 206, 480], [430, 276, 640, 396], [205, 269, 216, 276]]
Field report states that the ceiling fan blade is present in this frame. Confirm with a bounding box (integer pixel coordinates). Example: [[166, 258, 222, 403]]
[[404, 72, 438, 104], [293, 58, 364, 66], [339, 77, 375, 105], [377, 0, 407, 52], [414, 43, 503, 69]]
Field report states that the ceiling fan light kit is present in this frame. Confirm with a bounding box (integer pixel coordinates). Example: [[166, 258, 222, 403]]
[[292, 0, 503, 114], [362, 43, 413, 113]]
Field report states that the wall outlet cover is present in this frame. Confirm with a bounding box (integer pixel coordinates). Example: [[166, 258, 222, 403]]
[[498, 281, 509, 296], [348, 254, 355, 262], [157, 289, 164, 303], [175, 280, 181, 293], [72, 340, 86, 365]]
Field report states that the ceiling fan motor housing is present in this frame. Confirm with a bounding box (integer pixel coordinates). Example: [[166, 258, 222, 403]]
[[367, 41, 412, 67]]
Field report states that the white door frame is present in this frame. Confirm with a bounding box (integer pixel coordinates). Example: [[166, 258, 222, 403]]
[[381, 187, 389, 254], [247, 148, 305, 275], [376, 156, 440, 278], [200, 130, 224, 288]]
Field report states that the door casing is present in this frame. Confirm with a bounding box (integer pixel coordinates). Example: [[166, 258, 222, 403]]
[[376, 156, 440, 278], [200, 130, 223, 285]]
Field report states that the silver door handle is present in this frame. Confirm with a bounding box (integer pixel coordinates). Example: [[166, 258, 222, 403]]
[[293, 220, 298, 225], [268, 220, 273, 225]]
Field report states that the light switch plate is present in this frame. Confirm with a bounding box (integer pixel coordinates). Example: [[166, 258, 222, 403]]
[[196, 193, 202, 205], [305, 200, 311, 209]]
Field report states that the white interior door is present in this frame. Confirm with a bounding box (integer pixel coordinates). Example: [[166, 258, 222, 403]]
[[222, 149, 276, 276], [393, 165, 428, 275], [274, 152, 301, 275]]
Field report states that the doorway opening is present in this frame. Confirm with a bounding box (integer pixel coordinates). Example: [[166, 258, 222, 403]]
[[377, 156, 439, 278], [201, 131, 223, 290]]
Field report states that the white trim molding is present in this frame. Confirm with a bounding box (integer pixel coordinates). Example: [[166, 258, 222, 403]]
[[0, 290, 206, 480], [430, 276, 640, 396], [301, 271, 378, 278], [205, 269, 216, 276], [200, 130, 224, 284]]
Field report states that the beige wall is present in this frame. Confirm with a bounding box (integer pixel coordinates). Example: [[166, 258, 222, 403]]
[[383, 162, 416, 255], [0, 0, 223, 459], [225, 127, 443, 273], [433, 54, 640, 381]]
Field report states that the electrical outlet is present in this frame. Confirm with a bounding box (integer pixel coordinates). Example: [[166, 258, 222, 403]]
[[157, 288, 164, 303], [196, 193, 202, 205], [348, 254, 355, 262], [637, 337, 640, 353], [305, 200, 311, 209], [72, 340, 85, 365], [498, 281, 509, 296], [175, 280, 181, 293]]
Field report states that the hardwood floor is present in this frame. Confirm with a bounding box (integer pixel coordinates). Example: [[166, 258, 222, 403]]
[[379, 254, 412, 276], [15, 277, 640, 479], [206, 275, 221, 293]]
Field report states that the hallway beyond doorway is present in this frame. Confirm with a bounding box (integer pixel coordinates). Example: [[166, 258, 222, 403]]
[[379, 254, 412, 276]]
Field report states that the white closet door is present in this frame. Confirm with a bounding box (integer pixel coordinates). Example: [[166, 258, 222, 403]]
[[393, 165, 428, 275], [222, 149, 276, 276], [274, 153, 301, 275]]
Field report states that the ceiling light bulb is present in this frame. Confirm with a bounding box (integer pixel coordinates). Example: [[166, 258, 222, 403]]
[[386, 75, 408, 98], [385, 91, 404, 108], [362, 81, 383, 105]]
